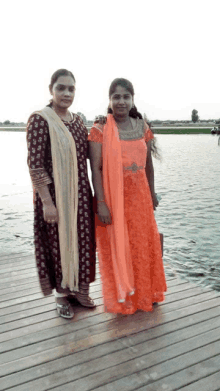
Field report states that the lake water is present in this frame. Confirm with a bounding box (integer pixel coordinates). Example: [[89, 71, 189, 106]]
[[1, 132, 220, 290]]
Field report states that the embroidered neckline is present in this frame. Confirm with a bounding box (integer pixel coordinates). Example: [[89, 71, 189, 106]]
[[118, 118, 144, 141], [93, 118, 145, 141]]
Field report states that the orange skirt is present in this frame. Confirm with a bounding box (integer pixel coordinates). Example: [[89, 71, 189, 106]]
[[95, 169, 167, 314]]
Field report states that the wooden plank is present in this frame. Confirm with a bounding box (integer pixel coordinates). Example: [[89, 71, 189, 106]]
[[0, 286, 44, 303], [0, 279, 207, 308], [0, 292, 49, 309], [0, 272, 100, 290], [0, 293, 103, 345], [0, 279, 214, 322], [0, 284, 102, 310], [0, 299, 219, 376], [0, 257, 35, 267], [0, 295, 54, 317], [0, 252, 32, 262], [0, 285, 100, 317], [0, 264, 36, 274], [178, 372, 220, 391], [0, 276, 39, 290], [0, 278, 101, 315], [0, 256, 34, 265], [89, 358, 220, 391], [0, 280, 41, 296], [0, 255, 35, 267], [0, 282, 206, 330], [136, 357, 220, 391], [0, 269, 39, 279], [0, 278, 101, 303], [0, 278, 183, 310], [0, 302, 56, 326], [1, 311, 220, 390], [0, 295, 103, 335], [0, 289, 216, 335], [10, 331, 220, 391], [0, 283, 213, 342], [0, 271, 38, 284], [0, 266, 100, 279], [163, 290, 217, 311], [0, 253, 219, 391], [0, 276, 178, 297], [0, 270, 100, 283], [0, 270, 100, 287]]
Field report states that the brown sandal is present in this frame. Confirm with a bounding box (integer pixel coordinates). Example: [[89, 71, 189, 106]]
[[75, 292, 96, 308]]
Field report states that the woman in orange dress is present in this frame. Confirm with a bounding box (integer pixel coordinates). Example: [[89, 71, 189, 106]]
[[88, 78, 167, 315]]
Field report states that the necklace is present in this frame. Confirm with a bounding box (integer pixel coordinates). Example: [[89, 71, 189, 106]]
[[52, 106, 73, 122]]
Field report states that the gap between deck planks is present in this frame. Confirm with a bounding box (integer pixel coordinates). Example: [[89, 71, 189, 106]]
[[0, 252, 220, 391]]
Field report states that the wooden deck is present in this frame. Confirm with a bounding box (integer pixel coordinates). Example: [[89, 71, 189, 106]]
[[0, 252, 220, 391]]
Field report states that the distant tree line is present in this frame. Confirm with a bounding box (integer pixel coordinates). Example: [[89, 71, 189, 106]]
[[1, 120, 10, 125], [1, 109, 220, 126], [0, 120, 26, 126]]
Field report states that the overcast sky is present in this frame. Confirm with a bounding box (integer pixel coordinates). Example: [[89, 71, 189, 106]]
[[1, 0, 219, 122]]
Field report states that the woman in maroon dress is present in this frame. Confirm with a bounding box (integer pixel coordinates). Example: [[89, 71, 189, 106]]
[[26, 69, 96, 319]]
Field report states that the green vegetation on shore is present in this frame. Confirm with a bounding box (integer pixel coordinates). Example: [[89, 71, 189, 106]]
[[0, 127, 214, 134], [153, 128, 211, 134]]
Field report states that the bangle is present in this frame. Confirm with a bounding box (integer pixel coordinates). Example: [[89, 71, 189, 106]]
[[97, 200, 105, 203]]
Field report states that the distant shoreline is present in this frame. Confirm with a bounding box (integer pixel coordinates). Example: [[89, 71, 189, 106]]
[[0, 126, 214, 134]]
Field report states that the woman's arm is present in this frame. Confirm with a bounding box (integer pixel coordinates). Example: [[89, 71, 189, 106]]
[[88, 142, 105, 201], [26, 114, 58, 222], [145, 139, 158, 210], [89, 141, 112, 224]]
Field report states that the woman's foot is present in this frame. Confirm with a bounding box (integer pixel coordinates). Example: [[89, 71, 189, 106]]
[[66, 283, 96, 308], [75, 291, 96, 308], [55, 297, 74, 319]]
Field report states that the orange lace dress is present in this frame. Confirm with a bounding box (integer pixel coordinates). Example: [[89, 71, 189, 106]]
[[88, 119, 167, 314]]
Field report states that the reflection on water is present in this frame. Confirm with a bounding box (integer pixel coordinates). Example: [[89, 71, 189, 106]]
[[0, 132, 220, 290]]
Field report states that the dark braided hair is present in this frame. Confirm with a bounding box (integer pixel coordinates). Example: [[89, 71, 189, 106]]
[[108, 78, 161, 160]]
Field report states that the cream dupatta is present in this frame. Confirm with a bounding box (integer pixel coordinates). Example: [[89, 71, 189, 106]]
[[35, 107, 79, 291]]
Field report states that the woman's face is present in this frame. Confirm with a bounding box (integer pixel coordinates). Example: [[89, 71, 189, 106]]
[[50, 75, 75, 109], [109, 85, 133, 118]]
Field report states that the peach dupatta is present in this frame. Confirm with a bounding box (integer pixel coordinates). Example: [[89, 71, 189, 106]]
[[102, 114, 135, 303]]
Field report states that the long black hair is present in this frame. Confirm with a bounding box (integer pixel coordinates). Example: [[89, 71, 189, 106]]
[[108, 78, 161, 160]]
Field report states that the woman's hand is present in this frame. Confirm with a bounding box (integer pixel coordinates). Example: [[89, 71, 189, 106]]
[[97, 202, 112, 224], [43, 203, 59, 224], [152, 192, 159, 210], [94, 115, 107, 125]]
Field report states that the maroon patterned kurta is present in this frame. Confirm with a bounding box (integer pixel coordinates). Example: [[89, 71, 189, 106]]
[[26, 112, 96, 296]]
